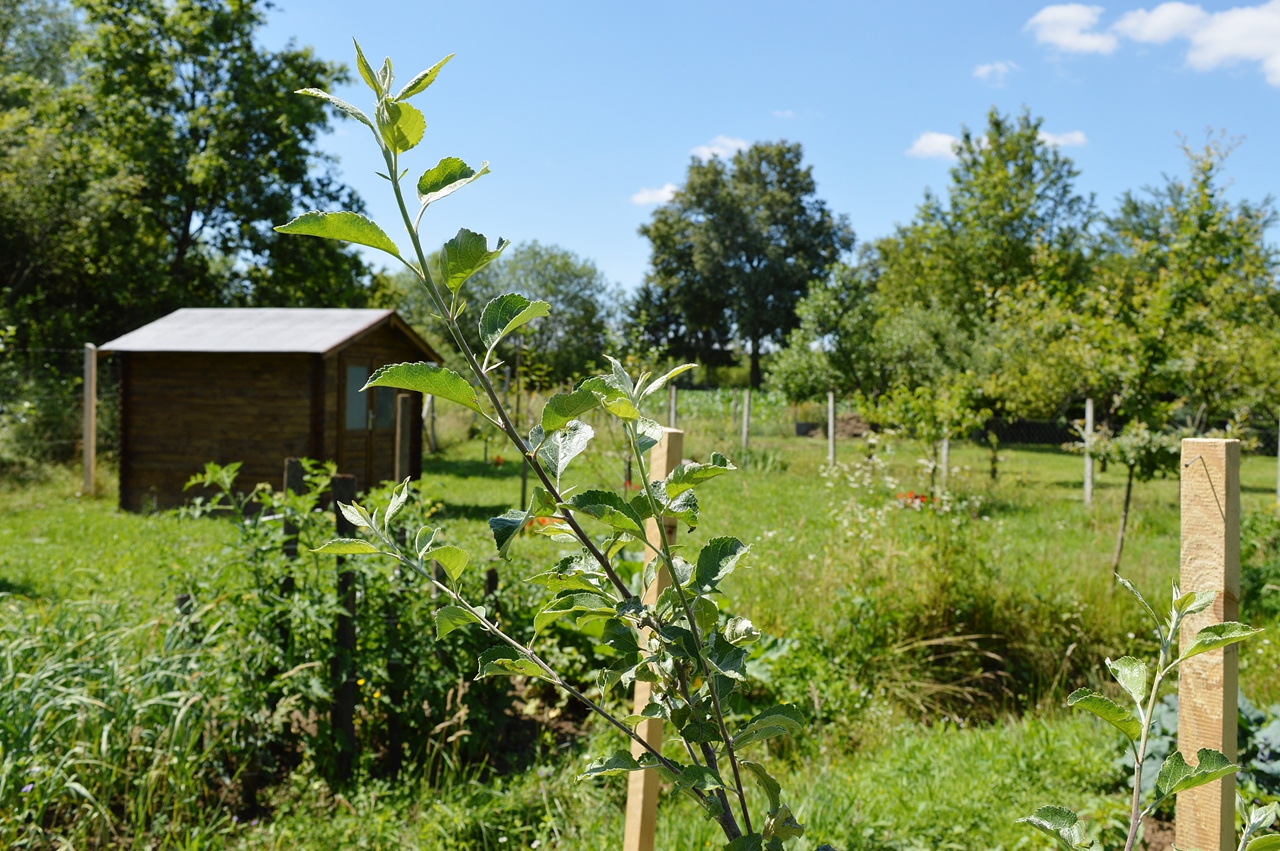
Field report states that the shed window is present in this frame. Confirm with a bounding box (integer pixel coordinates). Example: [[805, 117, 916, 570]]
[[375, 387, 395, 429], [345, 365, 369, 430]]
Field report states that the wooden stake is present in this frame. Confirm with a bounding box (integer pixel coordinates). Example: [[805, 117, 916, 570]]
[[1176, 438, 1240, 851], [1084, 398, 1094, 507], [668, 383, 677, 429], [939, 437, 950, 493], [83, 343, 97, 496], [623, 427, 683, 851], [394, 392, 412, 482], [741, 388, 751, 451], [827, 390, 836, 467]]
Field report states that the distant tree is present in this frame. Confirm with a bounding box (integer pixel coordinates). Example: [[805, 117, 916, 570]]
[[377, 241, 618, 387], [0, 0, 371, 363], [635, 141, 853, 387]]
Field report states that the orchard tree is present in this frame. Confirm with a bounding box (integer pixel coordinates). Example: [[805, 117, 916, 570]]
[[635, 141, 853, 387]]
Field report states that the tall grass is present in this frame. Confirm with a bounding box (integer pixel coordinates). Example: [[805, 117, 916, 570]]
[[0, 595, 239, 848]]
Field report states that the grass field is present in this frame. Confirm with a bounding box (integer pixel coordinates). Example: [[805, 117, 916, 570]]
[[2, 425, 1278, 849]]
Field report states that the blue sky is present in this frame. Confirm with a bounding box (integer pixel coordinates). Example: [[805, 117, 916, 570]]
[[260, 1, 1280, 291]]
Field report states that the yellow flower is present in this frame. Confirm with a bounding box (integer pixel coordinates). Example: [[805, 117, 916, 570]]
[[357, 678, 365, 686], [373, 690, 381, 699]]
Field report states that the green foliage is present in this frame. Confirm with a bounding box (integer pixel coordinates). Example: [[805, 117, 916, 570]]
[[277, 46, 827, 847], [1021, 576, 1265, 850], [0, 0, 372, 371], [634, 140, 854, 387]]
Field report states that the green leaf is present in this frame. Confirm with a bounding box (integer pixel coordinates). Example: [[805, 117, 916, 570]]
[[634, 417, 665, 453], [394, 53, 453, 100], [337, 501, 372, 529], [426, 545, 469, 582], [311, 537, 381, 555], [1115, 573, 1162, 634], [530, 421, 594, 485], [479, 293, 551, 351], [692, 537, 749, 593], [579, 375, 640, 420], [724, 835, 763, 851], [440, 228, 509, 294], [576, 750, 643, 779], [1174, 589, 1217, 618], [568, 490, 645, 536], [534, 592, 615, 635], [476, 645, 543, 679], [275, 210, 400, 257], [384, 481, 411, 528], [417, 157, 490, 206], [1180, 622, 1262, 662], [295, 88, 374, 129], [733, 704, 805, 749], [673, 764, 726, 793], [434, 604, 480, 639], [1155, 748, 1237, 799], [529, 487, 558, 518], [363, 362, 483, 415], [640, 363, 697, 400], [353, 40, 380, 94], [1105, 656, 1148, 709], [541, 389, 600, 434], [725, 616, 761, 646], [1067, 688, 1142, 741], [1017, 805, 1089, 849], [488, 508, 529, 558], [740, 761, 781, 811], [665, 452, 737, 497], [1247, 837, 1280, 851], [763, 805, 805, 842], [377, 100, 425, 153]]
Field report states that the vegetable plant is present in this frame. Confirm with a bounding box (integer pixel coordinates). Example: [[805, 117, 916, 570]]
[[1020, 575, 1272, 851], [274, 43, 830, 850]]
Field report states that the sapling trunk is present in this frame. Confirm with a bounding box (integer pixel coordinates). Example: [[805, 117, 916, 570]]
[[1111, 463, 1136, 573]]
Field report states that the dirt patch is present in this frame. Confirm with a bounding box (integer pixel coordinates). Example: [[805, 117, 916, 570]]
[[1142, 816, 1174, 851]]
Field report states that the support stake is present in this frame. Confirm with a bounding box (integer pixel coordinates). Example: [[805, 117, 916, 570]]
[[623, 428, 683, 851], [1176, 438, 1240, 851], [1084, 397, 1095, 507], [83, 343, 97, 496]]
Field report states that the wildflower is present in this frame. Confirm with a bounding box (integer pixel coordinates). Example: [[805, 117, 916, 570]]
[[20, 783, 33, 793], [357, 678, 366, 686]]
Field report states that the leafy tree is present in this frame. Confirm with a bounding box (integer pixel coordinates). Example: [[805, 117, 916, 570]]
[[0, 0, 80, 101], [0, 0, 371, 364], [635, 141, 853, 387], [377, 241, 618, 387]]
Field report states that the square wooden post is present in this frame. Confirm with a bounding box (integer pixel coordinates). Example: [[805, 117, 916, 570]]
[[623, 427, 683, 851], [83, 343, 97, 495], [1176, 438, 1240, 851], [1083, 398, 1094, 507]]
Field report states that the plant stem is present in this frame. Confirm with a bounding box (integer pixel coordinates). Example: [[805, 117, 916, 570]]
[[1112, 463, 1136, 573], [1123, 660, 1167, 851]]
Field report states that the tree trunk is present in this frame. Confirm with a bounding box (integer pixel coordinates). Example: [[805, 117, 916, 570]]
[[749, 337, 762, 389], [1111, 464, 1137, 573]]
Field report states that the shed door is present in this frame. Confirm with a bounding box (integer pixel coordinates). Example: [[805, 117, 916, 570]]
[[342, 362, 397, 491]]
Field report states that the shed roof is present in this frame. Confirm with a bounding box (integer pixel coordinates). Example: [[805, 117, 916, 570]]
[[99, 308, 426, 356]]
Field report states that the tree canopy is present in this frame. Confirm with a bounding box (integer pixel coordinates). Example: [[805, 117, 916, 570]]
[[633, 141, 853, 387], [0, 0, 371, 365]]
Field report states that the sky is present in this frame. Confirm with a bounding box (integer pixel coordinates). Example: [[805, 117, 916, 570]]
[[258, 1, 1280, 291]]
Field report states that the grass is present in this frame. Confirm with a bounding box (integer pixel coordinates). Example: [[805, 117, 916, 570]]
[[2, 422, 1278, 849]]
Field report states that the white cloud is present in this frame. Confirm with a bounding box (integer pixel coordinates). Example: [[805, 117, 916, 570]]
[[974, 60, 1019, 83], [773, 109, 796, 119], [1029, 1, 1280, 86], [1113, 2, 1208, 41], [906, 131, 960, 160], [630, 183, 677, 205], [1039, 129, 1089, 146], [1025, 4, 1119, 53], [690, 135, 750, 160]]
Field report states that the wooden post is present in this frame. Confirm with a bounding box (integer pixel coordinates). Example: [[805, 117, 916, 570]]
[[939, 437, 950, 493], [668, 383, 677, 429], [82, 344, 97, 495], [1176, 438, 1240, 851], [1084, 398, 1095, 507], [827, 390, 836, 467], [282, 457, 305, 562], [424, 394, 437, 454], [741, 387, 751, 451], [623, 427, 683, 851], [394, 392, 412, 482], [331, 473, 359, 784]]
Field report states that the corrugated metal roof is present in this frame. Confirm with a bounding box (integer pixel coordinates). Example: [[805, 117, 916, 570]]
[[99, 308, 398, 354]]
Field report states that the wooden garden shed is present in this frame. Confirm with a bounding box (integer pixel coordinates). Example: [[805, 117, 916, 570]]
[[98, 307, 440, 511]]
